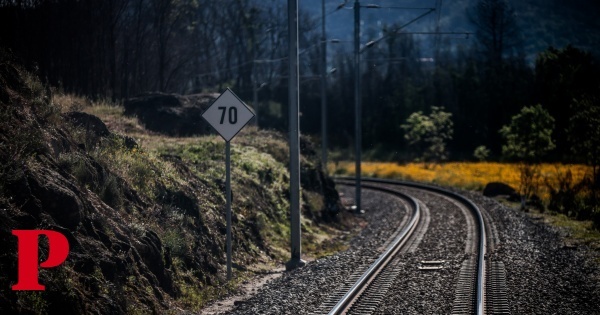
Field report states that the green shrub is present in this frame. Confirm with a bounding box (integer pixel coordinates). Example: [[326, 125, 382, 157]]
[[58, 153, 98, 188], [100, 174, 123, 209], [401, 106, 454, 164], [473, 145, 490, 161], [162, 228, 188, 257]]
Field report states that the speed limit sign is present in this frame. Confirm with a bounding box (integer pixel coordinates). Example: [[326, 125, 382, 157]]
[[202, 88, 255, 141], [201, 88, 255, 280]]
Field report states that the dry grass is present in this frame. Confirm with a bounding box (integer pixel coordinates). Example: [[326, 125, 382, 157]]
[[52, 93, 90, 113], [52, 92, 148, 137], [330, 161, 591, 201], [531, 212, 600, 249]]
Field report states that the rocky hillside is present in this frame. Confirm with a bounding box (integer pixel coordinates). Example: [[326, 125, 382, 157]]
[[0, 52, 350, 314]]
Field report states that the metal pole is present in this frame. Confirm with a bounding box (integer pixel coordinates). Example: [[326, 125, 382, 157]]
[[225, 141, 232, 280], [320, 0, 328, 172], [286, 0, 305, 271], [253, 76, 259, 127], [354, 0, 362, 213]]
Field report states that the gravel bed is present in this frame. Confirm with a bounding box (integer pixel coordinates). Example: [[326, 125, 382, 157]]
[[373, 187, 472, 315]]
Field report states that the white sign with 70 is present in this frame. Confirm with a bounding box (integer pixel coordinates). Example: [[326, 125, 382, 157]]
[[202, 88, 255, 141]]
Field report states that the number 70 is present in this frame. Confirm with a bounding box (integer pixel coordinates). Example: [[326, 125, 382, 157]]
[[218, 107, 238, 124]]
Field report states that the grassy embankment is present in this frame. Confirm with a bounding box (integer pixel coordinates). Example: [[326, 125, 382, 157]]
[[75, 98, 353, 259], [48, 94, 357, 311], [331, 161, 600, 249]]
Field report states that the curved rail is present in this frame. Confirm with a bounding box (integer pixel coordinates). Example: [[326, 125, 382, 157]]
[[328, 182, 421, 315], [336, 176, 487, 315]]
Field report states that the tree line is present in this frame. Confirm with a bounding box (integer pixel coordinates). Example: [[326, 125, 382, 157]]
[[0, 0, 307, 102], [0, 0, 598, 163], [322, 0, 599, 164]]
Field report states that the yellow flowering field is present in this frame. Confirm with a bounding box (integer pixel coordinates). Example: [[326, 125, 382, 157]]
[[329, 161, 592, 201]]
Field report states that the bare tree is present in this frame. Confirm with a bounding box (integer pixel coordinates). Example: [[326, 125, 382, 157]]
[[469, 0, 521, 65]]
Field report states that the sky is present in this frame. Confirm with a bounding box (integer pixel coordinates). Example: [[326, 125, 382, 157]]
[[297, 0, 600, 63]]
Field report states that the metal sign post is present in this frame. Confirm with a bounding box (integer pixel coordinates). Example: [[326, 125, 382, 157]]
[[225, 140, 232, 279], [354, 0, 362, 213], [202, 88, 255, 280], [320, 0, 328, 171]]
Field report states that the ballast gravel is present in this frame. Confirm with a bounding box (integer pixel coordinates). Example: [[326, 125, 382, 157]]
[[461, 190, 600, 315]]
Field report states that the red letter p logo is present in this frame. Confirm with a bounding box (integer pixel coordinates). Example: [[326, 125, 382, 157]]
[[12, 230, 70, 291]]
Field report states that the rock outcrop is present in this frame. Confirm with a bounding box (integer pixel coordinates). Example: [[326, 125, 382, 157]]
[[124, 92, 221, 136], [483, 182, 519, 201]]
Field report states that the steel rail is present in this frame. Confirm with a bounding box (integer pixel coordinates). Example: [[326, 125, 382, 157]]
[[337, 176, 487, 315], [328, 181, 420, 315]]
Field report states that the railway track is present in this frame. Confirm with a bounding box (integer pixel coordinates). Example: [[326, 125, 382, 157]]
[[323, 177, 494, 315], [213, 175, 595, 315], [318, 181, 421, 315]]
